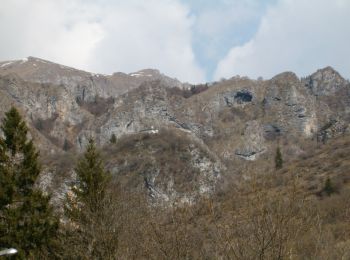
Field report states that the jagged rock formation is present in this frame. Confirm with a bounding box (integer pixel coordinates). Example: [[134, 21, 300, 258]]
[[1, 57, 349, 203]]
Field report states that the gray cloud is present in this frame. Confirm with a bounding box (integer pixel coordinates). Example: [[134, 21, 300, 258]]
[[88, 1, 205, 83]]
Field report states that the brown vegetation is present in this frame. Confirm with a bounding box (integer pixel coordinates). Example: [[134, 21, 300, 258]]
[[56, 171, 350, 259], [102, 128, 217, 195], [47, 134, 350, 259]]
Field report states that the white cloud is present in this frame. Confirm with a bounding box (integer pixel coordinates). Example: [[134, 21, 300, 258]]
[[215, 0, 350, 80], [89, 0, 205, 83], [0, 0, 205, 83], [0, 0, 103, 71]]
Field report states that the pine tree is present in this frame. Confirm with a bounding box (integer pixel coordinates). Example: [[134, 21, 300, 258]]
[[275, 146, 283, 170], [110, 133, 117, 144], [324, 177, 335, 196], [66, 138, 111, 219], [1, 108, 41, 197], [0, 139, 13, 208], [0, 107, 59, 258], [64, 138, 112, 258], [63, 138, 71, 151], [1, 107, 27, 156]]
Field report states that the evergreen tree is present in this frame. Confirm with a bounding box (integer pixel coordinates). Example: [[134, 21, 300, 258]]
[[324, 177, 335, 196], [1, 108, 41, 196], [1, 107, 27, 156], [110, 133, 117, 144], [0, 139, 13, 208], [275, 146, 283, 170], [63, 138, 70, 151], [64, 138, 112, 258], [0, 107, 59, 258], [66, 138, 111, 219]]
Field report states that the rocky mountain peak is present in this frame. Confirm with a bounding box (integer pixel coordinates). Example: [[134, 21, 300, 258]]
[[314, 66, 341, 75], [305, 66, 348, 96], [129, 69, 160, 78], [128, 68, 185, 89], [271, 71, 300, 83], [0, 57, 187, 103]]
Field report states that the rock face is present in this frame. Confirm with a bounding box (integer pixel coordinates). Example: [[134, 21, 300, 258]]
[[1, 57, 349, 203], [305, 67, 348, 96], [101, 129, 222, 205]]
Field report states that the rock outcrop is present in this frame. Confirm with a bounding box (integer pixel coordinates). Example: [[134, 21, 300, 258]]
[[1, 57, 349, 203]]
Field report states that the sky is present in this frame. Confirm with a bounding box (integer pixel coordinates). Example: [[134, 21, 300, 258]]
[[0, 0, 349, 83]]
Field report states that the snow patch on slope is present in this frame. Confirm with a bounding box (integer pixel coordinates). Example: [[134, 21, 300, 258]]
[[20, 57, 28, 64], [0, 61, 14, 67]]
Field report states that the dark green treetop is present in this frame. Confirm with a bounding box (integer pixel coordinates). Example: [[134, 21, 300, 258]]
[[324, 177, 335, 196], [1, 107, 28, 156], [275, 146, 283, 170], [110, 133, 117, 144], [66, 138, 111, 220]]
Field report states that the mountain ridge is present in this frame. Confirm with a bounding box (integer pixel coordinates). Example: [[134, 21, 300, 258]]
[[0, 57, 349, 203]]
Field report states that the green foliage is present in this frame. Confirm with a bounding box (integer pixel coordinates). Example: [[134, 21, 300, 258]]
[[324, 177, 335, 196], [275, 146, 283, 170], [0, 106, 59, 258], [66, 138, 111, 219], [1, 191, 59, 258], [1, 107, 28, 156], [110, 133, 117, 144], [63, 138, 112, 258], [0, 139, 13, 208], [0, 107, 41, 197], [16, 139, 41, 197]]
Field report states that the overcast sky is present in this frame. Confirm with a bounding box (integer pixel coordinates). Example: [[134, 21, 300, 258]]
[[0, 0, 349, 83]]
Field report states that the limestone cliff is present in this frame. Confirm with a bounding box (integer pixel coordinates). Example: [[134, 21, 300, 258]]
[[1, 57, 349, 204]]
